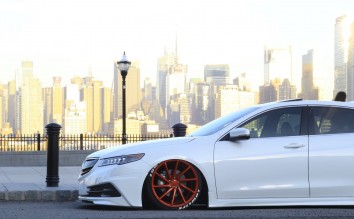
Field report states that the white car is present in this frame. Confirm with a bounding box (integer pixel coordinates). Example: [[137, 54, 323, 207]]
[[78, 100, 354, 209]]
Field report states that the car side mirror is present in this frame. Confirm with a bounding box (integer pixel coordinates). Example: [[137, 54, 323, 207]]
[[229, 128, 250, 141]]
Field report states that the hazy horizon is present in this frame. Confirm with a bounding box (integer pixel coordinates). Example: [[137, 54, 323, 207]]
[[1, 0, 353, 90]]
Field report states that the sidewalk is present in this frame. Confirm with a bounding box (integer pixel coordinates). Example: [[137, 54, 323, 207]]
[[0, 166, 81, 201]]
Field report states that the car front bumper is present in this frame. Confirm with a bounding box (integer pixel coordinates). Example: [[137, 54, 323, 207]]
[[78, 160, 151, 207]]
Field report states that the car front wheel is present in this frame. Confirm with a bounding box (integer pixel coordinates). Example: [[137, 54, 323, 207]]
[[144, 159, 202, 210]]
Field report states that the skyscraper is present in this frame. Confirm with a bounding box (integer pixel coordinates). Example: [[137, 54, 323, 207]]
[[264, 45, 292, 85], [204, 64, 230, 86], [347, 20, 354, 101], [300, 50, 319, 100], [166, 64, 188, 101], [278, 79, 297, 101], [43, 77, 64, 126], [101, 87, 113, 134], [259, 79, 280, 104], [233, 73, 251, 91], [15, 61, 44, 134], [0, 86, 5, 129], [64, 102, 87, 135], [7, 80, 16, 132], [215, 85, 256, 118], [157, 49, 179, 111], [42, 87, 52, 126], [168, 93, 190, 125], [52, 77, 64, 124], [334, 15, 351, 98], [192, 82, 211, 125], [156, 46, 188, 127], [80, 77, 103, 134], [64, 82, 84, 134], [143, 78, 153, 101]]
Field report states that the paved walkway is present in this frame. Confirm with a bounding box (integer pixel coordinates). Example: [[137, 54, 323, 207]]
[[0, 166, 81, 201]]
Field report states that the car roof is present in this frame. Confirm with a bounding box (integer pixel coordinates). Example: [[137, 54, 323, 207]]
[[258, 100, 354, 109]]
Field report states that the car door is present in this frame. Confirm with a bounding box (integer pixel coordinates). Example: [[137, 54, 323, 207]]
[[309, 106, 354, 197], [214, 107, 309, 199]]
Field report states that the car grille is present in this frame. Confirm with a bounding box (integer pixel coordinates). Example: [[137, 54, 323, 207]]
[[81, 158, 99, 175], [84, 183, 121, 197]]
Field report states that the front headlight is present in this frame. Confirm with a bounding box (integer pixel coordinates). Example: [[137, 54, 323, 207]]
[[98, 153, 145, 167]]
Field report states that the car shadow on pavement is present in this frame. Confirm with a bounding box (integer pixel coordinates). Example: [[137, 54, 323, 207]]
[[78, 202, 141, 211], [77, 201, 354, 212]]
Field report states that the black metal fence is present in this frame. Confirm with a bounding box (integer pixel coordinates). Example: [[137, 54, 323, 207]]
[[0, 133, 173, 152]]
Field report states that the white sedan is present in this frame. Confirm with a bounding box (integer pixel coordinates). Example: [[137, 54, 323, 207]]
[[78, 100, 354, 209]]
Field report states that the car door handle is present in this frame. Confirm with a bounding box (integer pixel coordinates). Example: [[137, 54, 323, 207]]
[[284, 143, 305, 149]]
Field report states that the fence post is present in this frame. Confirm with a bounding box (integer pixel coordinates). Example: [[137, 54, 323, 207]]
[[37, 133, 41, 151], [45, 123, 61, 187], [172, 123, 188, 137], [80, 134, 83, 150]]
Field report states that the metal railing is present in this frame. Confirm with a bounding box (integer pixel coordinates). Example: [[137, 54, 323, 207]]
[[0, 133, 173, 152], [0, 134, 46, 152]]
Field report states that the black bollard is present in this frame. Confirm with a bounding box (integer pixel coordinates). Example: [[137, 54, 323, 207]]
[[45, 123, 62, 187], [172, 123, 188, 137]]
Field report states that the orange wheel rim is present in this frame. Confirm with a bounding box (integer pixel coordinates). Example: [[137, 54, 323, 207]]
[[151, 160, 199, 208]]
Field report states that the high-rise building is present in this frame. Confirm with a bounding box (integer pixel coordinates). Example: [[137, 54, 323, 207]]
[[52, 77, 64, 124], [157, 49, 178, 111], [300, 50, 319, 100], [101, 87, 113, 134], [192, 82, 211, 125], [143, 78, 153, 101], [0, 87, 5, 129], [167, 93, 190, 125], [188, 78, 204, 96], [204, 64, 230, 86], [0, 84, 9, 130], [141, 77, 162, 123], [64, 82, 84, 134], [215, 85, 256, 118], [233, 73, 251, 91], [264, 45, 292, 85], [7, 80, 16, 132], [42, 87, 52, 126], [64, 102, 87, 135], [80, 77, 103, 134], [114, 61, 141, 119], [259, 79, 280, 104], [334, 15, 351, 98], [156, 47, 188, 127], [43, 77, 64, 126], [166, 64, 188, 100], [279, 79, 297, 101], [347, 20, 354, 101], [15, 61, 44, 134], [332, 15, 354, 101]]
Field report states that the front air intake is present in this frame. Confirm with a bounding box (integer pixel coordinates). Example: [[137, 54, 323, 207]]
[[85, 183, 121, 197]]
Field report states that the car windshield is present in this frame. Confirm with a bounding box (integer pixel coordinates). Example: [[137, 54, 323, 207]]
[[188, 106, 260, 137]]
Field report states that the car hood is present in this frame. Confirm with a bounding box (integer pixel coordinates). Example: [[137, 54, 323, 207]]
[[86, 137, 196, 159]]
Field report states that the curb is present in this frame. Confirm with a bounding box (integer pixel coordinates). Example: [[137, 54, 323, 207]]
[[0, 190, 78, 201]]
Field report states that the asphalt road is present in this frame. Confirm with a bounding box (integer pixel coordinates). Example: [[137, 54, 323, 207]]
[[1, 201, 354, 219]]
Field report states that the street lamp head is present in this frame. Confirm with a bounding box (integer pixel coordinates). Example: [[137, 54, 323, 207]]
[[117, 52, 131, 77]]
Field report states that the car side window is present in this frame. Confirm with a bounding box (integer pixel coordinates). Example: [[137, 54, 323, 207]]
[[241, 107, 302, 138], [310, 107, 354, 135]]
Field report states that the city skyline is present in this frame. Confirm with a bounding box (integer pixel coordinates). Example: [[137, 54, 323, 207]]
[[1, 0, 354, 89]]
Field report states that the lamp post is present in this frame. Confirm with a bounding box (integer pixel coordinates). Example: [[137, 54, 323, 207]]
[[117, 52, 131, 144]]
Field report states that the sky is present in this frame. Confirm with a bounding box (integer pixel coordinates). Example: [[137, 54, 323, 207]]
[[0, 0, 354, 89]]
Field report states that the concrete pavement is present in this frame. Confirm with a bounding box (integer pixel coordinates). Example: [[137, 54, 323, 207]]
[[0, 166, 81, 201]]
